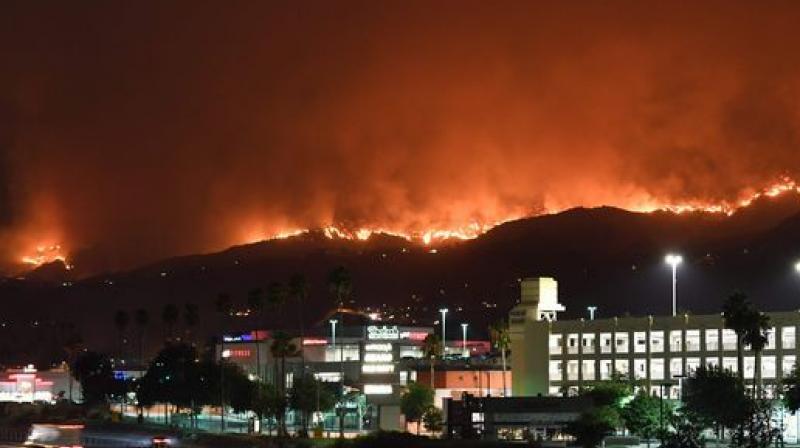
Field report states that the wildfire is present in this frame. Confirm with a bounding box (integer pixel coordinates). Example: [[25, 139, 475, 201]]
[[20, 245, 73, 270], [256, 177, 800, 247]]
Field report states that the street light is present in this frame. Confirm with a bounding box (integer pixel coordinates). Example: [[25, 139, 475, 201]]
[[461, 323, 469, 358], [439, 308, 449, 356], [665, 254, 683, 317], [587, 306, 598, 321], [329, 319, 338, 356]]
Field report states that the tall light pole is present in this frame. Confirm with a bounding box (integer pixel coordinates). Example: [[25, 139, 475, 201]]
[[439, 308, 448, 356], [665, 254, 683, 317], [587, 306, 597, 321], [329, 319, 343, 437], [461, 323, 469, 358]]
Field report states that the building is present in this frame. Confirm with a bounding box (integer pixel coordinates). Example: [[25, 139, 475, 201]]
[[0, 365, 78, 403], [510, 277, 800, 400], [415, 363, 511, 407], [446, 395, 590, 442]]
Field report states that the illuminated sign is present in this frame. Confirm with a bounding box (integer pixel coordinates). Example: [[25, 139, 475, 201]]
[[367, 325, 400, 340], [303, 338, 328, 346], [364, 353, 393, 363], [361, 364, 394, 374], [364, 384, 392, 395], [401, 331, 430, 341], [364, 343, 392, 352], [223, 349, 251, 358]]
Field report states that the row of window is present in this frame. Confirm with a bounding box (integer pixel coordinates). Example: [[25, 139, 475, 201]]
[[549, 355, 796, 382], [549, 326, 797, 355]]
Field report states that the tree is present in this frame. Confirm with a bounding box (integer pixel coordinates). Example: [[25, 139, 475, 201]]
[[488, 320, 511, 396], [267, 281, 287, 310], [621, 392, 669, 446], [214, 293, 233, 432], [134, 309, 149, 366], [72, 351, 116, 405], [422, 406, 443, 434], [401, 382, 434, 434], [743, 311, 770, 397], [581, 375, 632, 410], [288, 274, 309, 365], [422, 334, 443, 390], [270, 331, 298, 435], [61, 324, 83, 402], [253, 382, 285, 436], [327, 266, 352, 310], [162, 303, 179, 342], [683, 365, 749, 439], [723, 291, 755, 382], [289, 373, 336, 436], [660, 410, 707, 448], [247, 287, 264, 379], [566, 406, 620, 448], [183, 303, 199, 344], [113, 310, 130, 361], [782, 365, 800, 412]]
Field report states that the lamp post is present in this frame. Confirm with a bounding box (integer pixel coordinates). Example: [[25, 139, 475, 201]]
[[439, 308, 449, 356], [330, 319, 343, 437], [587, 306, 597, 321], [665, 254, 683, 316], [461, 323, 469, 358]]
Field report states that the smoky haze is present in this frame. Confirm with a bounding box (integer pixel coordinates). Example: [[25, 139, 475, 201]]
[[2, 1, 800, 272]]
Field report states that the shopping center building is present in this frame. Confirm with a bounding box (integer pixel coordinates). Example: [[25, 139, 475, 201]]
[[510, 277, 800, 399], [217, 313, 498, 431]]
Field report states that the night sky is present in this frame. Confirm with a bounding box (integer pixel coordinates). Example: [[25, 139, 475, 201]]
[[3, 1, 800, 273]]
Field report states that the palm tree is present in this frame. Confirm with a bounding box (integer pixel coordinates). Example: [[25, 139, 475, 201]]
[[247, 288, 264, 379], [422, 333, 443, 390], [113, 310, 130, 361], [489, 320, 511, 396], [134, 308, 149, 366], [327, 267, 351, 437], [162, 303, 179, 342], [288, 274, 309, 365], [723, 291, 754, 382], [183, 303, 199, 345], [327, 266, 352, 310], [743, 311, 771, 397], [270, 331, 299, 436], [214, 293, 233, 432]]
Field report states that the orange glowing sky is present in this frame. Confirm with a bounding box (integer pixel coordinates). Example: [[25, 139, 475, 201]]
[[4, 2, 800, 273]]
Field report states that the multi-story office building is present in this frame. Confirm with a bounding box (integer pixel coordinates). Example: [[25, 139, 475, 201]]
[[510, 277, 800, 399]]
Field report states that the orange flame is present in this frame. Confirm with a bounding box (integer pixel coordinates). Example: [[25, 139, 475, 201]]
[[20, 244, 73, 270]]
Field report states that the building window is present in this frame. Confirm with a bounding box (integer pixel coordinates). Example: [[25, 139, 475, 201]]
[[634, 332, 647, 353], [705, 329, 719, 351], [600, 360, 613, 380], [548, 387, 562, 397], [582, 334, 596, 355], [744, 356, 756, 379], [616, 332, 629, 354], [705, 357, 719, 369], [400, 371, 408, 385], [600, 333, 613, 354], [669, 358, 683, 377], [722, 357, 737, 373], [783, 327, 796, 350], [686, 330, 700, 352], [326, 344, 360, 362], [650, 331, 664, 353], [650, 358, 665, 380], [762, 356, 776, 379], [634, 359, 647, 380], [669, 331, 682, 352], [549, 334, 563, 355], [582, 360, 596, 381], [686, 357, 700, 374], [615, 359, 629, 377], [783, 355, 796, 376], [399, 346, 423, 358], [766, 327, 776, 350], [549, 361, 563, 380], [567, 360, 579, 381], [568, 334, 579, 355], [722, 329, 737, 351]]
